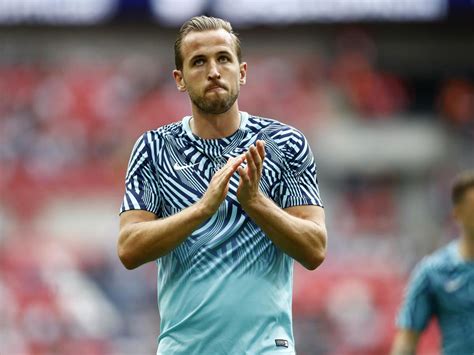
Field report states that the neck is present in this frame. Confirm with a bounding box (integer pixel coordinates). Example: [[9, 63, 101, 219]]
[[459, 230, 474, 261], [190, 104, 240, 139]]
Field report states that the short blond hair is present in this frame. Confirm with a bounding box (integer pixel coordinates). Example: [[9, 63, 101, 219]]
[[174, 16, 242, 70]]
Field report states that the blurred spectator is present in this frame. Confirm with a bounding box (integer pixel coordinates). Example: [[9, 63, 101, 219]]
[[0, 27, 470, 354], [438, 78, 474, 127], [331, 29, 408, 118]]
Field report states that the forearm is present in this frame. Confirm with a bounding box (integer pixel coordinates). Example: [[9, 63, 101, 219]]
[[119, 155, 246, 269], [242, 193, 326, 270], [391, 330, 419, 355], [119, 201, 211, 269]]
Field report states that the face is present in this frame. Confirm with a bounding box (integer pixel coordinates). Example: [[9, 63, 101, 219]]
[[454, 188, 474, 236], [173, 29, 247, 115]]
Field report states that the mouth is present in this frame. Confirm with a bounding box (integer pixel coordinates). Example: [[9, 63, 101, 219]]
[[206, 85, 226, 93]]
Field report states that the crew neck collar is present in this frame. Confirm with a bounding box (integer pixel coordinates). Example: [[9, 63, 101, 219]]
[[182, 111, 249, 141], [450, 239, 474, 265]]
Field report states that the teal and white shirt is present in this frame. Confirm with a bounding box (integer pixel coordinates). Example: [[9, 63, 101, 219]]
[[397, 240, 474, 355], [120, 112, 323, 355]]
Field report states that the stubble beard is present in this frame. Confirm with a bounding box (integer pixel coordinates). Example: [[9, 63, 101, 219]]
[[189, 87, 239, 115]]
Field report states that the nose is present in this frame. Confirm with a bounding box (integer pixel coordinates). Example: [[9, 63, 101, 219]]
[[207, 61, 221, 80]]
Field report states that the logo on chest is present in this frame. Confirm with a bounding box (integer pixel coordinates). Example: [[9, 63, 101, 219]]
[[444, 276, 465, 293]]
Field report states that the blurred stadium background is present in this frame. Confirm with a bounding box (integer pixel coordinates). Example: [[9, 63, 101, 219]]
[[0, 1, 473, 354]]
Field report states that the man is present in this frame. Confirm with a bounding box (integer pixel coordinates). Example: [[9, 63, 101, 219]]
[[391, 171, 474, 355], [118, 16, 327, 355]]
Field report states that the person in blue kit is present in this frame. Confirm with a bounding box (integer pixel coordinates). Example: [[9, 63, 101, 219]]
[[117, 16, 327, 355], [391, 171, 474, 355]]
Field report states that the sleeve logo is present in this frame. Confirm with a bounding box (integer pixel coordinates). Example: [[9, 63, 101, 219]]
[[275, 339, 289, 348]]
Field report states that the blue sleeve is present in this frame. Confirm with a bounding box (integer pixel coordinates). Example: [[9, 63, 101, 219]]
[[277, 129, 323, 209], [396, 258, 434, 331], [120, 133, 162, 215]]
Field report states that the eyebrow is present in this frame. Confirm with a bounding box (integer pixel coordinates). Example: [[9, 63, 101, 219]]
[[189, 51, 233, 63], [216, 50, 232, 56], [189, 54, 205, 62]]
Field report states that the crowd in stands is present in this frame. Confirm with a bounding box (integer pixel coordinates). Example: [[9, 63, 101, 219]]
[[1, 31, 471, 354]]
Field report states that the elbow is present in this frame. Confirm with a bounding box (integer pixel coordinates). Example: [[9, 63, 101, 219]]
[[304, 230, 327, 270], [304, 249, 326, 270], [303, 224, 327, 271], [117, 232, 140, 270], [118, 247, 140, 270]]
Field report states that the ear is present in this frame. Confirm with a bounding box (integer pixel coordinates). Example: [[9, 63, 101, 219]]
[[173, 69, 186, 92], [239, 62, 247, 85]]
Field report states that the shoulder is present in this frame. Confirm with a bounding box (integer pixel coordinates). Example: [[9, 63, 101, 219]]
[[128, 121, 184, 164], [247, 114, 309, 149], [150, 121, 184, 140], [137, 121, 185, 147], [415, 242, 458, 276]]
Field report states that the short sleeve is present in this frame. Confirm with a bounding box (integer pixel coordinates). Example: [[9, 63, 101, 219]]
[[120, 133, 162, 215], [396, 258, 434, 331], [278, 129, 323, 209]]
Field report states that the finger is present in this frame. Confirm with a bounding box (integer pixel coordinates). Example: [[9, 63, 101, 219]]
[[227, 156, 238, 166], [220, 156, 236, 170], [256, 140, 266, 160], [232, 153, 246, 166], [211, 158, 235, 186], [213, 155, 246, 187], [230, 155, 246, 172], [220, 156, 240, 172], [213, 157, 234, 178], [238, 166, 250, 184], [223, 155, 245, 180], [246, 149, 257, 182], [250, 145, 262, 175]]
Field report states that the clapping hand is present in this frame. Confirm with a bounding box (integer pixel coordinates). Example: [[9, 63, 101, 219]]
[[237, 140, 266, 207]]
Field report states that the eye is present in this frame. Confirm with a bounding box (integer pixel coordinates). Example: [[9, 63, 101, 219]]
[[193, 58, 205, 66], [218, 56, 230, 63]]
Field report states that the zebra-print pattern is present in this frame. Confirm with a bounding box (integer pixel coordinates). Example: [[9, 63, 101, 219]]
[[120, 111, 323, 275]]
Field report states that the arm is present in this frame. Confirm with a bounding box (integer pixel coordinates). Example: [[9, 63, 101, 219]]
[[118, 155, 245, 269], [391, 258, 433, 354], [237, 141, 327, 270], [391, 329, 420, 355], [119, 204, 209, 270], [242, 195, 326, 270]]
